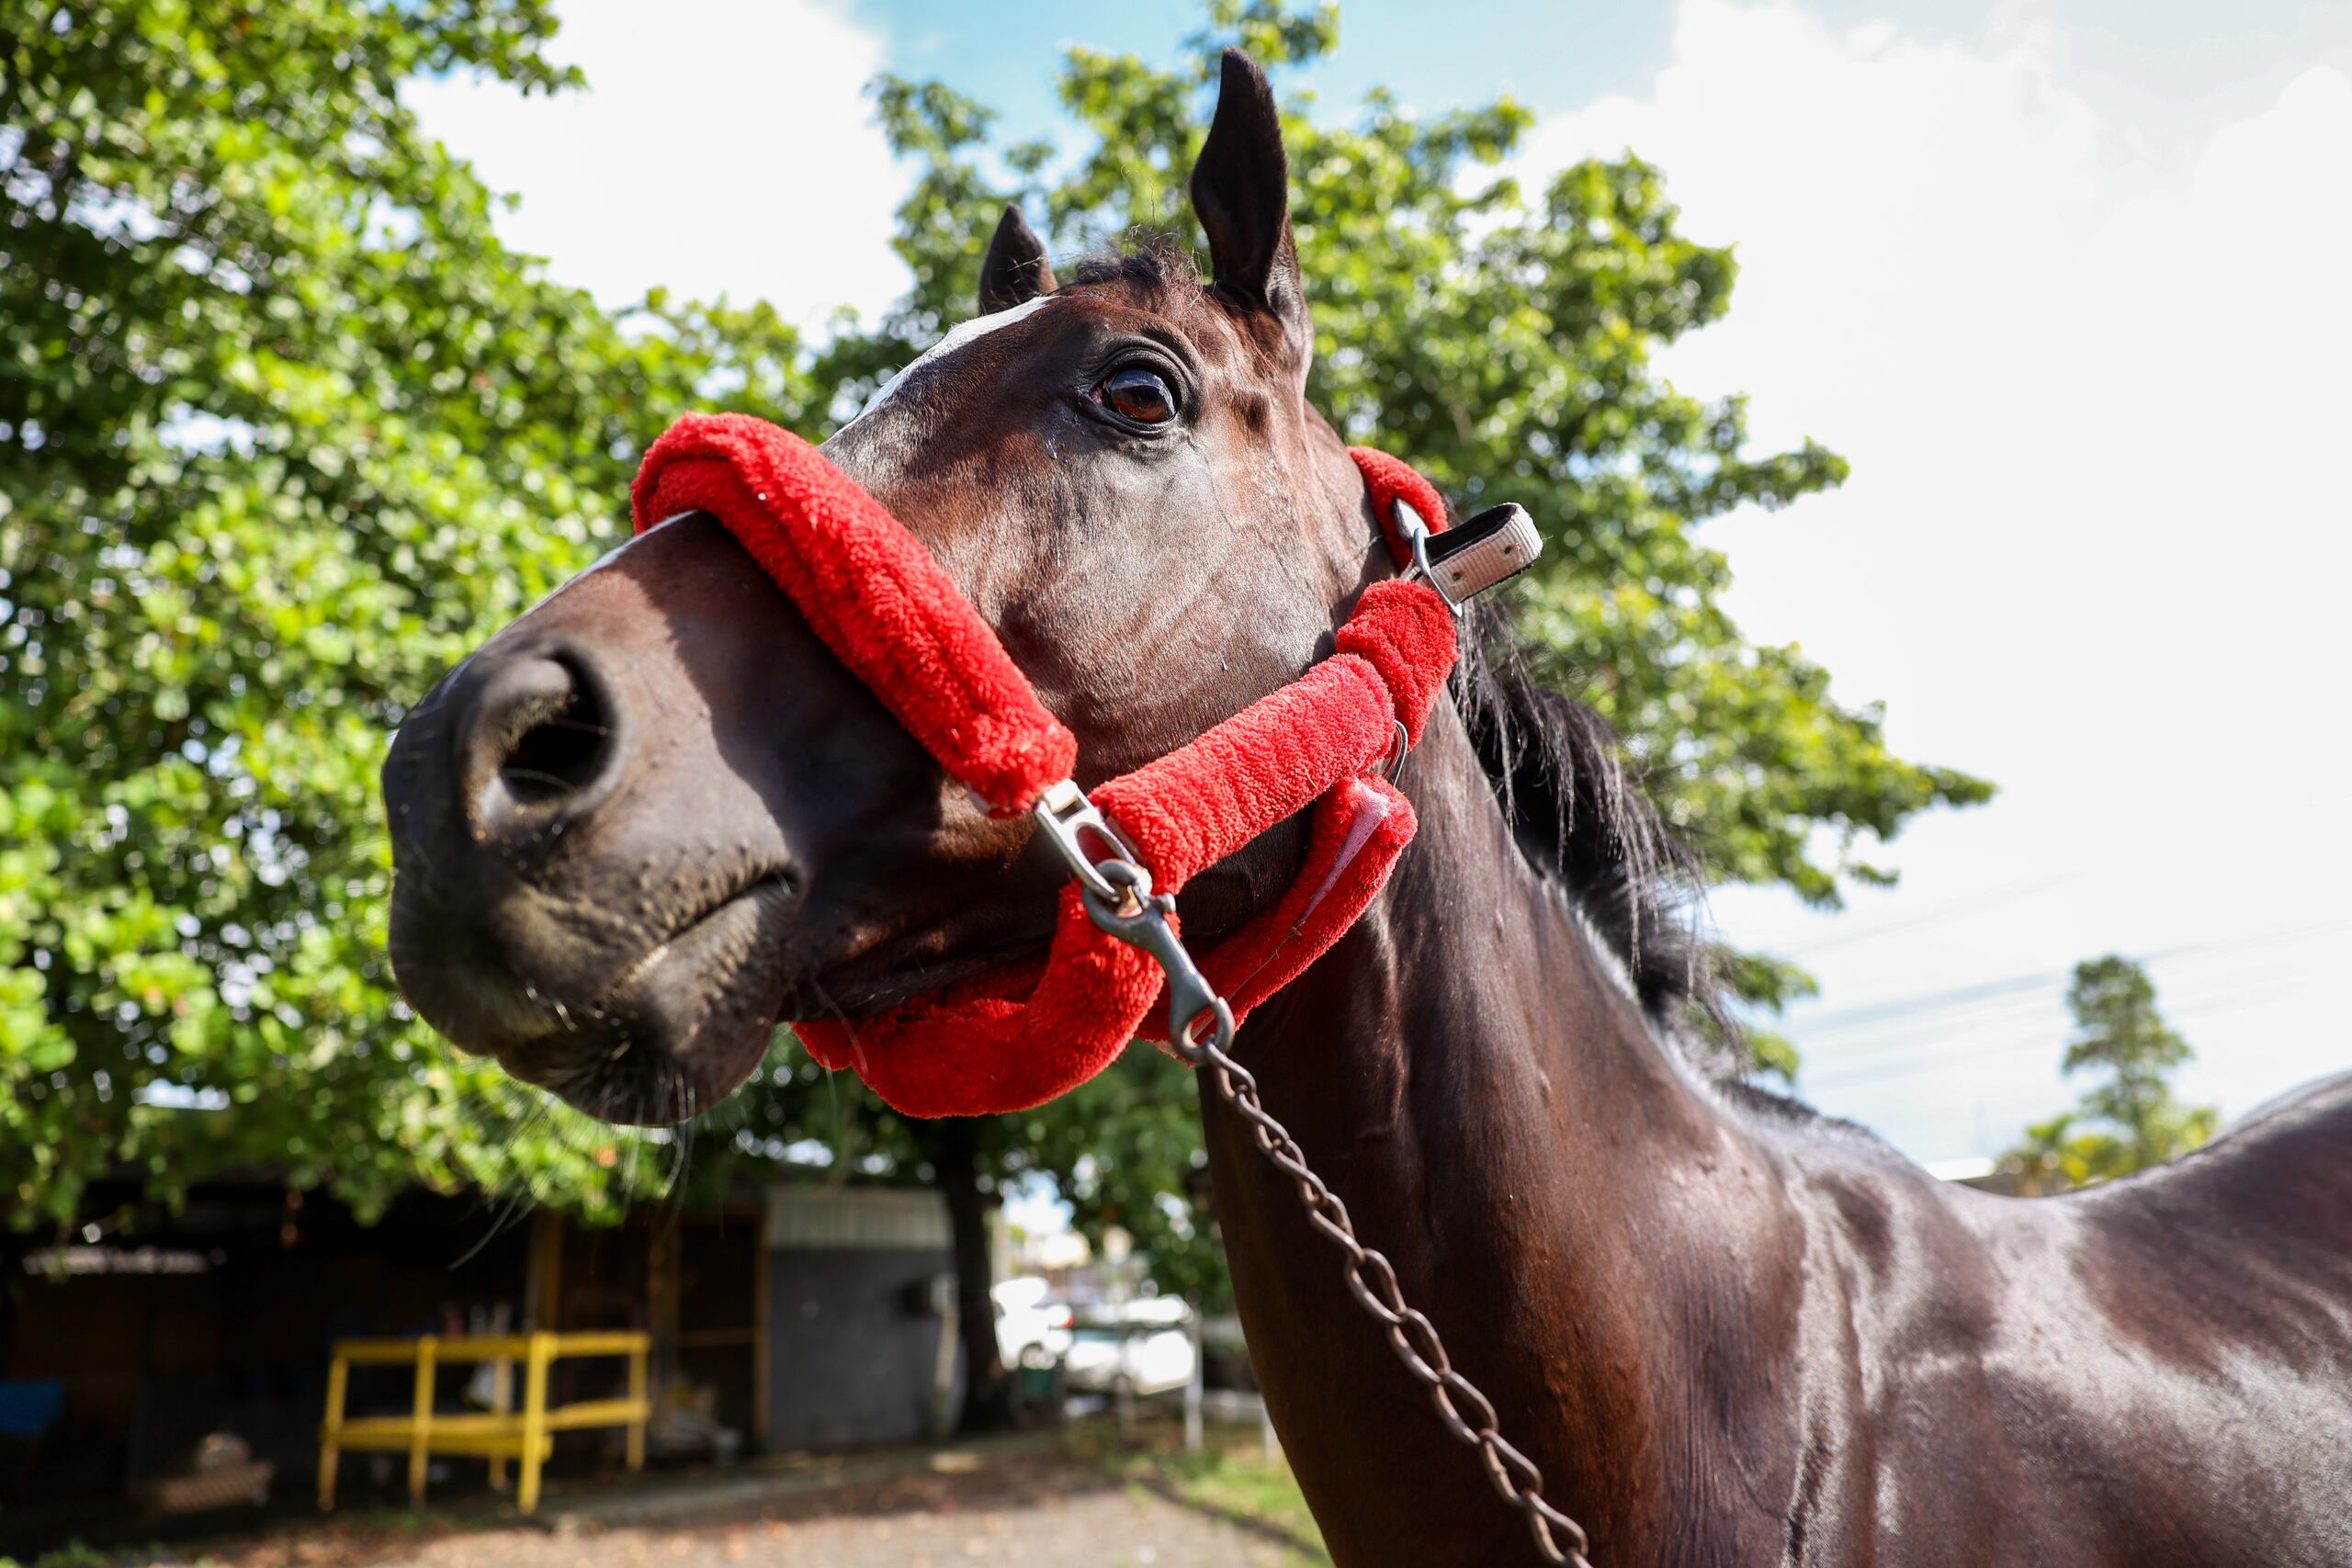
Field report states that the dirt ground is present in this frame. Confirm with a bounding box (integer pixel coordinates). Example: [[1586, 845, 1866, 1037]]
[[163, 1446, 1322, 1568]]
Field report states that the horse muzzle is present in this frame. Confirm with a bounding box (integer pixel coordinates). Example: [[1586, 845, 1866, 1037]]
[[380, 524, 815, 1124]]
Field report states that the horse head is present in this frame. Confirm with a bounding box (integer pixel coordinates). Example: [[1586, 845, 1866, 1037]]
[[381, 52, 1387, 1125]]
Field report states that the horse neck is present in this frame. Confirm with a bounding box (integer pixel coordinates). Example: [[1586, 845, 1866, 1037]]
[[1206, 700, 1796, 1559]]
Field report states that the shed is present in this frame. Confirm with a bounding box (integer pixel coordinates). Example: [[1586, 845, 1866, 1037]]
[[762, 1186, 960, 1449]]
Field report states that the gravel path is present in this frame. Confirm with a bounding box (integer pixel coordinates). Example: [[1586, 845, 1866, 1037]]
[[321, 1452, 1316, 1568], [363, 1492, 1295, 1568]]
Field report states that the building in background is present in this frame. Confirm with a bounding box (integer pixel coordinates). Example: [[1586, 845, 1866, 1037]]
[[0, 1179, 965, 1557]]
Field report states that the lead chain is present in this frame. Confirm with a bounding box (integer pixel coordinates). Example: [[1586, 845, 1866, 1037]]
[[1045, 816, 1597, 1566], [1172, 998, 1595, 1567]]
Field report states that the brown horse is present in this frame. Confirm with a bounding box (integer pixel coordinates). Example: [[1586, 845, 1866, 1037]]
[[381, 51, 2352, 1566]]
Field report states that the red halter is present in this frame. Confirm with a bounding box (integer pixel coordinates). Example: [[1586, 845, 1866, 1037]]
[[630, 413, 1459, 1117]]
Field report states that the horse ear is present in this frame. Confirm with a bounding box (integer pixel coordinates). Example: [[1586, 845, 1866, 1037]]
[[978, 204, 1057, 314], [1191, 49, 1305, 333]]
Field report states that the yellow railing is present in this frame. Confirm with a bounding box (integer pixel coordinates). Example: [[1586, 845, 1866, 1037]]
[[319, 1331, 649, 1514]]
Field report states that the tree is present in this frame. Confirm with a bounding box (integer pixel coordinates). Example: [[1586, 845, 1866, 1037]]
[[0, 0, 826, 1231], [711, 0, 1988, 1331], [6, 0, 1990, 1359], [2000, 956, 2219, 1195]]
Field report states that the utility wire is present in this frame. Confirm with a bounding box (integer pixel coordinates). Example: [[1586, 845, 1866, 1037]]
[[1800, 977, 2301, 1092], [1797, 946, 2299, 1059], [1779, 874, 2073, 960], [1783, 917, 2349, 1040]]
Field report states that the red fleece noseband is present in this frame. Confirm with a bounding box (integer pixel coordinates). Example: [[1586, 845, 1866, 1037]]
[[631, 412, 1458, 1117]]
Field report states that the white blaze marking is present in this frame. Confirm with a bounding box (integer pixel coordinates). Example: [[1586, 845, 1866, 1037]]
[[837, 294, 1058, 433]]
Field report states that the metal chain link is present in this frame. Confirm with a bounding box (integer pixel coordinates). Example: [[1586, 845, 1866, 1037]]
[[1035, 813, 1596, 1566], [1171, 997, 1595, 1568]]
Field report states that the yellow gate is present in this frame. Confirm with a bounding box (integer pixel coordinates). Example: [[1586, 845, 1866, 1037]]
[[319, 1330, 650, 1514]]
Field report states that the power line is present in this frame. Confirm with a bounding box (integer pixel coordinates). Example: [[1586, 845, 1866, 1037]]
[[1801, 964, 2298, 1082], [1795, 968, 2068, 1039], [1798, 947, 2297, 1065], [1782, 917, 2349, 1040], [1779, 874, 2073, 960], [1800, 977, 2301, 1093]]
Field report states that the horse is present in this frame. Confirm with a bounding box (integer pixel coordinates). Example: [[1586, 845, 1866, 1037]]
[[379, 49, 2352, 1566]]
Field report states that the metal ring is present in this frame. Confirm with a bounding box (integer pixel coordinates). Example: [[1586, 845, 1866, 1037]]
[[1172, 996, 1236, 1066], [1381, 717, 1411, 782], [1030, 780, 1147, 907]]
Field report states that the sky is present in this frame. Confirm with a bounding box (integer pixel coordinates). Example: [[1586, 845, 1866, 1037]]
[[408, 0, 2352, 1169]]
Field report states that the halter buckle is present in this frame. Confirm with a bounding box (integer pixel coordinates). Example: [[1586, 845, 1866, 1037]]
[[1394, 500, 1543, 610]]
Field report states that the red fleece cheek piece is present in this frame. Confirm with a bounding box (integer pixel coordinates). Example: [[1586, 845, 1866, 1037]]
[[1092, 654, 1397, 893], [1168, 774, 1419, 1034], [630, 412, 1075, 816], [1334, 581, 1460, 749]]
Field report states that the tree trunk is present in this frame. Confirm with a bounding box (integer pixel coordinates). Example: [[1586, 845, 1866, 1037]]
[[927, 1119, 1013, 1433]]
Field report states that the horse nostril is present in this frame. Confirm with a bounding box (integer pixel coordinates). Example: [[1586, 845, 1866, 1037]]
[[502, 688, 611, 805], [459, 647, 622, 845]]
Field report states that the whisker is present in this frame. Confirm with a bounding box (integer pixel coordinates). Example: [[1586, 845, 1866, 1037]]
[[499, 766, 585, 795]]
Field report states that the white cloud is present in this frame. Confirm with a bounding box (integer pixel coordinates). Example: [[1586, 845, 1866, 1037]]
[[1520, 3, 2352, 1158], [404, 0, 910, 323]]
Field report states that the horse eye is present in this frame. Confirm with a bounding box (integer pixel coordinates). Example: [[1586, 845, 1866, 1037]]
[[1095, 367, 1177, 425]]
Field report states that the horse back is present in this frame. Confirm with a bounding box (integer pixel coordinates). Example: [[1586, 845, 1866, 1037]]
[[1766, 1073, 2352, 1566]]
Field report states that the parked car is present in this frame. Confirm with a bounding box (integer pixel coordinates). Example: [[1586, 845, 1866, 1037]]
[[990, 1276, 1074, 1370], [1063, 1297, 1197, 1396]]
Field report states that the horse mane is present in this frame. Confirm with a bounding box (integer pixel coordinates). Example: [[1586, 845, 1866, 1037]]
[[1453, 603, 1717, 1023], [1450, 614, 1847, 1115]]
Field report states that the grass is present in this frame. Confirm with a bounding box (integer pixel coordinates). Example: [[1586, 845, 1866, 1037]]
[[1064, 1417, 1331, 1566]]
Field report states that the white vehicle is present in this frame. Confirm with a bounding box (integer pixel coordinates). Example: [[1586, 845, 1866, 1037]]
[[990, 1276, 1074, 1370], [1062, 1297, 1198, 1396]]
